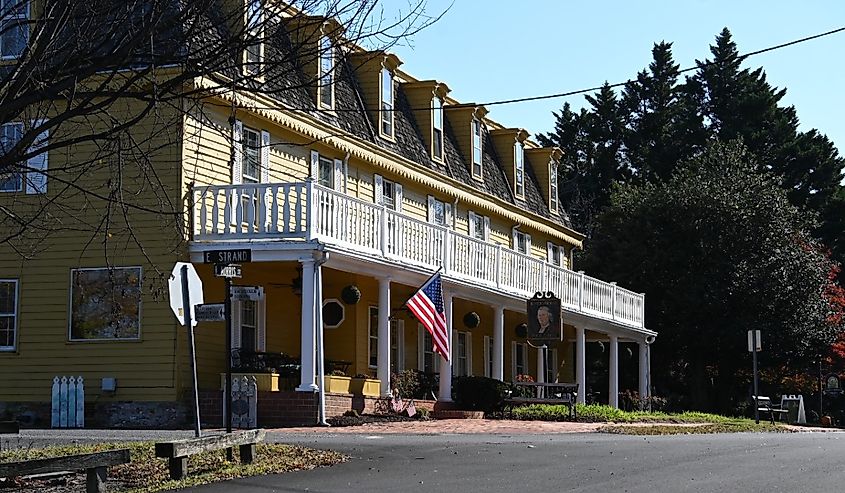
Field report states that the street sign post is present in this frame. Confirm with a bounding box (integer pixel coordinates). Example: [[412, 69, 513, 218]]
[[203, 249, 252, 264], [195, 303, 226, 322], [168, 262, 204, 437], [748, 329, 762, 424]]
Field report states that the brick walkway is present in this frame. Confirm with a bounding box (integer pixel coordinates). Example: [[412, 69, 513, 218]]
[[270, 419, 604, 434]]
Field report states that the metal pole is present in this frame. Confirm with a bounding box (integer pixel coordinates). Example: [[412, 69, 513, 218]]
[[752, 330, 759, 424], [819, 359, 823, 418], [181, 265, 202, 438], [224, 275, 233, 459]]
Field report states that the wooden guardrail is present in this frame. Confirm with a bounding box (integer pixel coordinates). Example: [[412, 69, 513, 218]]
[[0, 449, 130, 493], [155, 429, 266, 480]]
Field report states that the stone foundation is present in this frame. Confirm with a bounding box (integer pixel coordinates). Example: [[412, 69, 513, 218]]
[[0, 401, 188, 429]]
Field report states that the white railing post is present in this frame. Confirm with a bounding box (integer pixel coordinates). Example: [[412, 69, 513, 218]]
[[305, 180, 316, 240], [380, 204, 388, 256], [610, 282, 618, 321], [495, 244, 502, 288], [443, 229, 451, 274], [540, 262, 547, 293], [578, 271, 585, 312]]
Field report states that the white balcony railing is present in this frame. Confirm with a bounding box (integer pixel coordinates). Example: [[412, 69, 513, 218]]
[[192, 181, 645, 328]]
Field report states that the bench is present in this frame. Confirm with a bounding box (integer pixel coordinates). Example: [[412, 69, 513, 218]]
[[504, 382, 579, 420], [0, 449, 130, 493], [753, 396, 789, 424], [155, 429, 265, 480]]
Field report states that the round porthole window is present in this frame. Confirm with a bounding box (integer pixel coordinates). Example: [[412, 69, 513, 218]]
[[323, 299, 345, 328]]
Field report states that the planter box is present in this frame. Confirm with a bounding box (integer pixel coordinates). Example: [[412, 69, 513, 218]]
[[220, 373, 280, 392], [324, 376, 381, 396]]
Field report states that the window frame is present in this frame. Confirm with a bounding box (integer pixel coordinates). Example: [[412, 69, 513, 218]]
[[241, 126, 261, 184], [549, 160, 559, 212], [512, 341, 528, 380], [381, 177, 397, 211], [471, 118, 483, 179], [317, 155, 334, 188], [68, 267, 143, 342], [244, 0, 264, 75], [0, 0, 29, 60], [418, 324, 440, 373], [0, 279, 18, 351], [547, 242, 564, 267], [514, 141, 525, 197], [0, 122, 23, 192], [513, 229, 529, 255], [432, 96, 444, 161], [368, 306, 378, 369], [454, 330, 471, 377], [318, 35, 334, 109], [380, 67, 394, 137]]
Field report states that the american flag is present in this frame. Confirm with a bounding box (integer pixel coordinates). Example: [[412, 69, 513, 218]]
[[406, 272, 450, 361]]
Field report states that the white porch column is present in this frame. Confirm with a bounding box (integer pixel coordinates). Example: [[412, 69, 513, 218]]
[[575, 326, 586, 404], [493, 305, 504, 381], [296, 259, 318, 392], [438, 291, 453, 402], [639, 341, 648, 401], [609, 335, 619, 409], [378, 277, 391, 396]]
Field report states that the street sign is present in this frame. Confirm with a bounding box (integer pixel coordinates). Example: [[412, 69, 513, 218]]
[[747, 330, 762, 352], [230, 285, 262, 301], [203, 249, 252, 264], [195, 303, 225, 322], [214, 264, 242, 278], [169, 263, 203, 326]]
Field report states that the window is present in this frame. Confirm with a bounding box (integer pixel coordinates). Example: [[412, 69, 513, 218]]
[[547, 242, 564, 267], [468, 211, 487, 240], [428, 196, 448, 227], [390, 318, 404, 373], [241, 127, 260, 183], [549, 161, 559, 212], [513, 229, 530, 255], [317, 155, 334, 188], [368, 306, 378, 368], [454, 331, 470, 377], [514, 141, 525, 197], [318, 35, 333, 108], [381, 178, 396, 210], [0, 123, 22, 191], [419, 325, 439, 373], [545, 348, 559, 383], [432, 97, 444, 160], [483, 335, 493, 378], [381, 68, 394, 137], [0, 280, 17, 351], [512, 341, 528, 379], [0, 0, 28, 59], [471, 118, 483, 178], [240, 299, 257, 353], [69, 267, 141, 341], [244, 0, 263, 74]]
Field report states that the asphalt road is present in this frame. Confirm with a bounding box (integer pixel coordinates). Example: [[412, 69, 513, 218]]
[[181, 431, 845, 493]]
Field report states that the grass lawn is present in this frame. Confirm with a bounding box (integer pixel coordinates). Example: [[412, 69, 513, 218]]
[[0, 441, 345, 492]]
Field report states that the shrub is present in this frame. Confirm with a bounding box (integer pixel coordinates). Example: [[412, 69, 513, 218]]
[[392, 370, 438, 400], [452, 376, 509, 413]]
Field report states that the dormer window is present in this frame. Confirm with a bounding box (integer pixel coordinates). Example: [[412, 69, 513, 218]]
[[318, 35, 334, 108], [244, 0, 264, 75], [471, 118, 483, 179], [549, 161, 559, 212], [0, 0, 28, 59], [514, 141, 525, 197], [432, 97, 444, 161], [381, 68, 394, 137]]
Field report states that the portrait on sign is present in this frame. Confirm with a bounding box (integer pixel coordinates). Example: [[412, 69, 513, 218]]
[[526, 295, 562, 343]]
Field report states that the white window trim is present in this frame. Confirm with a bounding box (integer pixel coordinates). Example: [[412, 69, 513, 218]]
[[0, 1, 29, 60], [483, 335, 492, 378], [318, 35, 335, 109], [0, 279, 18, 351], [549, 160, 559, 212], [231, 287, 266, 351], [547, 242, 564, 267], [241, 126, 261, 183], [368, 306, 378, 369], [467, 211, 489, 241], [453, 330, 472, 377], [380, 67, 394, 138], [322, 298, 345, 329], [545, 348, 559, 383], [390, 318, 404, 372], [432, 96, 444, 162], [68, 267, 143, 342], [374, 174, 402, 212], [427, 195, 452, 228], [514, 141, 525, 198], [511, 341, 528, 380], [471, 118, 483, 179], [0, 122, 24, 192], [512, 227, 531, 255], [417, 323, 440, 372]]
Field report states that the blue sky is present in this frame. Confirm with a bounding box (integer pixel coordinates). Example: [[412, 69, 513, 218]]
[[389, 0, 845, 152]]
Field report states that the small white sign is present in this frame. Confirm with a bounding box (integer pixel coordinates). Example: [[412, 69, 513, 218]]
[[195, 303, 226, 322], [747, 330, 762, 352], [169, 263, 204, 326], [231, 286, 262, 301]]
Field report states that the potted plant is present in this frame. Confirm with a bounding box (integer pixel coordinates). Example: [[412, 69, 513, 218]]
[[463, 311, 480, 329], [341, 285, 362, 305], [515, 323, 528, 338]]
